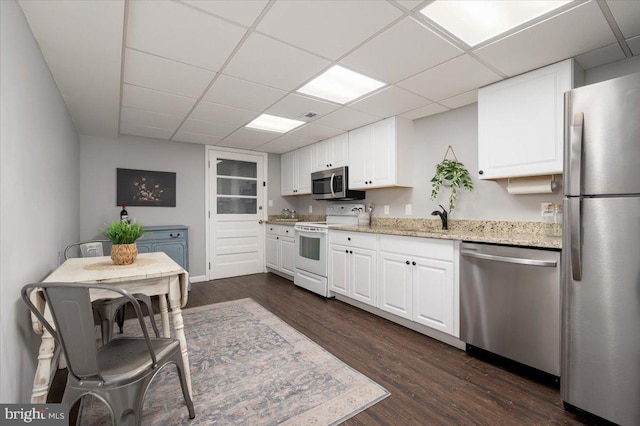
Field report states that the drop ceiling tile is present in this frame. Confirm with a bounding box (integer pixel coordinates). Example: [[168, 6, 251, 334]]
[[126, 0, 246, 71], [173, 131, 223, 145], [400, 103, 449, 120], [120, 107, 182, 130], [254, 134, 315, 154], [349, 86, 430, 118], [189, 101, 258, 126], [256, 1, 402, 60], [439, 90, 478, 109], [223, 33, 330, 91], [180, 119, 236, 138], [474, 1, 616, 76], [398, 55, 502, 101], [575, 43, 625, 70], [217, 128, 281, 150], [341, 17, 462, 83], [18, 0, 124, 138], [289, 123, 344, 141], [180, 0, 268, 27], [629, 35, 640, 55], [122, 84, 196, 117], [123, 49, 214, 98], [204, 74, 286, 112], [606, 0, 640, 38], [312, 108, 382, 131], [120, 122, 174, 139], [266, 94, 340, 121]]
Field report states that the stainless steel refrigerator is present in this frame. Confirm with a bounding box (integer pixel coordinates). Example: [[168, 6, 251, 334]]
[[562, 71, 640, 425]]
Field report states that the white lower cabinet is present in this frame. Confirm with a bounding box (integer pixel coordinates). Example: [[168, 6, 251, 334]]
[[378, 252, 413, 319], [329, 231, 377, 306], [265, 225, 295, 278], [377, 235, 458, 337], [412, 256, 454, 334]]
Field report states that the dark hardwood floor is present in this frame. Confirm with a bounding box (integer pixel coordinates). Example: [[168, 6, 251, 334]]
[[50, 273, 595, 425]]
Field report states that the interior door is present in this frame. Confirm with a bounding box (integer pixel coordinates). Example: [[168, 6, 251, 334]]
[[209, 150, 265, 279]]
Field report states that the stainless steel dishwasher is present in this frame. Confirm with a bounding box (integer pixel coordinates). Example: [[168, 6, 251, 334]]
[[460, 242, 561, 376]]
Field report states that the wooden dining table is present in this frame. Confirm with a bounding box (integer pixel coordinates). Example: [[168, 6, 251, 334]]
[[29, 251, 192, 403]]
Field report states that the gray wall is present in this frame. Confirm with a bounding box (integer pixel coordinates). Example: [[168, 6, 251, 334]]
[[1, 0, 80, 402], [291, 104, 563, 222], [79, 135, 206, 277], [267, 153, 295, 216], [288, 55, 640, 222]]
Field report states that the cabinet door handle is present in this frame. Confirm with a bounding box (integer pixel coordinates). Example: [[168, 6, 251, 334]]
[[412, 261, 416, 266], [169, 233, 181, 238], [349, 251, 353, 254], [406, 260, 410, 265]]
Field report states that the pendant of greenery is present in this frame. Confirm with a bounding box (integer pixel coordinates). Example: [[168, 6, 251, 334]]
[[102, 221, 147, 245], [430, 159, 474, 213]]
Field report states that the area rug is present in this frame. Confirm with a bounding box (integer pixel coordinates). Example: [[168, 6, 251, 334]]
[[80, 298, 389, 425]]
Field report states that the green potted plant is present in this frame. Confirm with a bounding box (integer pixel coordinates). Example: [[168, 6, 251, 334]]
[[102, 221, 146, 265], [430, 147, 474, 213]]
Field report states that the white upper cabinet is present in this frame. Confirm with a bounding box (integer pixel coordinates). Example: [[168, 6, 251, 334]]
[[281, 144, 313, 195], [348, 116, 413, 190], [312, 133, 348, 172], [478, 59, 583, 180]]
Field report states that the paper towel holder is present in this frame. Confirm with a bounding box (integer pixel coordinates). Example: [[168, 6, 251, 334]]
[[506, 174, 558, 194]]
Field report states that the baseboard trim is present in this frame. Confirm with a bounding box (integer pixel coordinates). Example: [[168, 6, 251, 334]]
[[190, 275, 207, 283], [334, 294, 466, 350]]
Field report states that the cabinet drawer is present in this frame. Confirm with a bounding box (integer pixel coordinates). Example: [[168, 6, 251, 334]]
[[139, 229, 186, 241], [266, 225, 280, 235], [278, 226, 294, 238], [330, 231, 376, 249], [379, 235, 453, 261]]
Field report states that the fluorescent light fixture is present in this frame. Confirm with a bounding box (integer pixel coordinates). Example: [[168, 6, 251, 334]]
[[297, 65, 386, 104], [420, 0, 573, 47], [245, 114, 305, 133]]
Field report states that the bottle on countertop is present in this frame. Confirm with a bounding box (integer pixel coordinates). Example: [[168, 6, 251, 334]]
[[120, 204, 129, 223]]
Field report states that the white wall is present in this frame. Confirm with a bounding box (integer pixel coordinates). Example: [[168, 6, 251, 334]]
[[0, 0, 80, 402], [79, 134, 206, 277]]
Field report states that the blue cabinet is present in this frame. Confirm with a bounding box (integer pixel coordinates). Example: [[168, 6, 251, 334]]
[[137, 225, 189, 275]]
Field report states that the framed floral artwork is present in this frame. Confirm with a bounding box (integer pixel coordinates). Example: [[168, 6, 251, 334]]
[[116, 168, 176, 207]]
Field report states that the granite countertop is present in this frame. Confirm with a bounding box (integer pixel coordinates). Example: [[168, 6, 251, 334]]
[[330, 224, 561, 249], [266, 216, 562, 249]]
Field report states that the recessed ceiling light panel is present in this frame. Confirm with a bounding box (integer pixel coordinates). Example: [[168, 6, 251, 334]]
[[245, 114, 305, 133], [297, 65, 386, 104], [420, 0, 573, 47]]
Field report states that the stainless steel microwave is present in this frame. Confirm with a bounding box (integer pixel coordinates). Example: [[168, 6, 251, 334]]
[[311, 166, 365, 201]]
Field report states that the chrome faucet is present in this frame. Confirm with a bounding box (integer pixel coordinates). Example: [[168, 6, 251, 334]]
[[431, 204, 448, 230]]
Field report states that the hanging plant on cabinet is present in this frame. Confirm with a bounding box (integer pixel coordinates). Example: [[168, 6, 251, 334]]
[[430, 145, 474, 213]]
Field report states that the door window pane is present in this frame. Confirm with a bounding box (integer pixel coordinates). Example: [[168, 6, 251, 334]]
[[217, 197, 257, 214], [217, 159, 257, 178], [217, 178, 257, 196]]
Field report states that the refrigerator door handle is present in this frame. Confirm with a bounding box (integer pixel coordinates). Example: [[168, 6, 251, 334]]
[[569, 112, 584, 195], [569, 198, 582, 281]]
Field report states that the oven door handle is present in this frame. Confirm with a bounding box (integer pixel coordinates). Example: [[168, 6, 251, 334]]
[[330, 173, 336, 198]]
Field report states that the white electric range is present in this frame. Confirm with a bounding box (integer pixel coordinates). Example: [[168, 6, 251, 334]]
[[293, 203, 365, 297]]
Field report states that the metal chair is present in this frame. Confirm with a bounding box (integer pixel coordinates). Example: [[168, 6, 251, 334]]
[[22, 283, 195, 426], [64, 240, 159, 342]]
